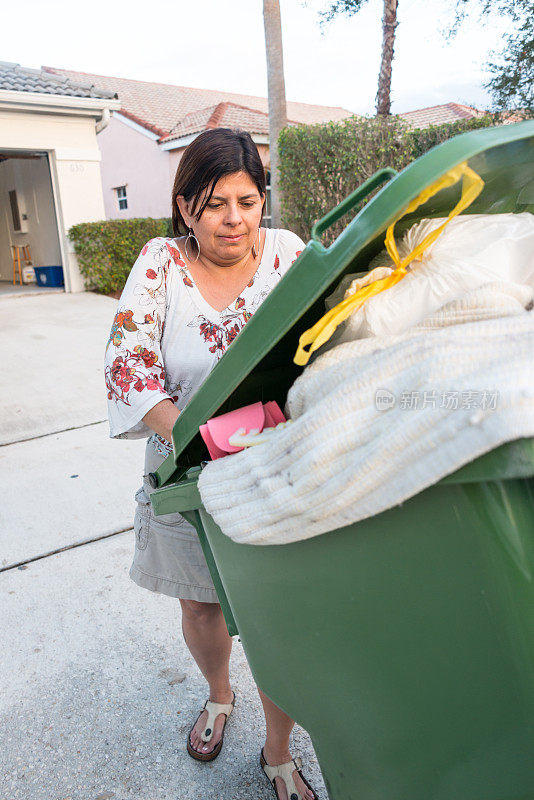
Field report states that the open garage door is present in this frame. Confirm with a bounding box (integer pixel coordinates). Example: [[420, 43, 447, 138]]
[[0, 150, 63, 296]]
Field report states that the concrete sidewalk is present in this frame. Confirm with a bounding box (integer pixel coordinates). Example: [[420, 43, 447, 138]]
[[0, 293, 114, 445], [1, 534, 323, 800], [0, 422, 145, 567], [0, 293, 326, 800]]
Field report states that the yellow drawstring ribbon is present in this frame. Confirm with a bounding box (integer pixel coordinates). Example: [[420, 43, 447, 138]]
[[293, 161, 485, 366]]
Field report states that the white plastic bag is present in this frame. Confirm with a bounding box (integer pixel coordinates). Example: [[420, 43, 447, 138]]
[[324, 266, 393, 310], [339, 212, 534, 341]]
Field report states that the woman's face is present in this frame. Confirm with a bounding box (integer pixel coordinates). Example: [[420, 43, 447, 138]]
[[177, 171, 265, 267]]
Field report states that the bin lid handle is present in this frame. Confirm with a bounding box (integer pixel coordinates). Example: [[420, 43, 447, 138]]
[[311, 168, 397, 243]]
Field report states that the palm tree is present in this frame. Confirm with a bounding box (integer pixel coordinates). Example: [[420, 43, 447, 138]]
[[321, 1, 531, 117], [263, 0, 288, 228], [376, 0, 398, 115], [320, 0, 399, 115]]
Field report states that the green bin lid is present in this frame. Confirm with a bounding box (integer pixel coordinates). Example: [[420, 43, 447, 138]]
[[154, 120, 534, 488]]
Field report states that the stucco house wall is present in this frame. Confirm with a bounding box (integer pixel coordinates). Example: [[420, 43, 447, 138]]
[[96, 125, 271, 230], [0, 109, 107, 291], [98, 114, 173, 219], [0, 82, 120, 291]]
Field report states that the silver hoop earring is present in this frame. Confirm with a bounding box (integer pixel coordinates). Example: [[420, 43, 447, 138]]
[[252, 227, 261, 259], [185, 227, 200, 262]]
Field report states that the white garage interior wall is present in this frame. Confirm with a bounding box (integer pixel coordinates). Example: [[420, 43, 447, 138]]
[[0, 154, 61, 284]]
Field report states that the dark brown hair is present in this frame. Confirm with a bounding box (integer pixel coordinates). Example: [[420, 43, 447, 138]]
[[171, 128, 266, 236]]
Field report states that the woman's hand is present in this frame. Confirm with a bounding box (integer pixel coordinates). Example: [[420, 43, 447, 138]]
[[143, 399, 180, 443]]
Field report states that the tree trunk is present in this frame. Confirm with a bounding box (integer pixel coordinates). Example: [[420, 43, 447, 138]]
[[376, 0, 398, 115], [263, 0, 288, 228]]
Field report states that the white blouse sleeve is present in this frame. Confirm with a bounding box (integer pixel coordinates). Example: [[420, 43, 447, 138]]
[[276, 229, 306, 277], [105, 238, 173, 439]]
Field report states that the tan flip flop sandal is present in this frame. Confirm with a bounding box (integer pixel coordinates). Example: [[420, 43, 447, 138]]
[[260, 748, 320, 800], [186, 693, 235, 762]]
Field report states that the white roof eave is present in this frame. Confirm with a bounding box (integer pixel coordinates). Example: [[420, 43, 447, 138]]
[[0, 89, 121, 118], [160, 131, 269, 151]]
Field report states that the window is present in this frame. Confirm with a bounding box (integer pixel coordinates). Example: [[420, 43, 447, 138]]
[[115, 185, 128, 210], [262, 170, 272, 228]]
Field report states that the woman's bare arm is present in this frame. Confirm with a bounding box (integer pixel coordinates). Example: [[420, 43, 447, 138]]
[[143, 400, 180, 443]]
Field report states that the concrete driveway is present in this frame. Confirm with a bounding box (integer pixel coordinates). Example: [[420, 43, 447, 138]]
[[0, 292, 325, 800]]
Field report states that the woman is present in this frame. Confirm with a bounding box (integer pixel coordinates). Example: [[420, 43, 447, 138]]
[[105, 128, 317, 800]]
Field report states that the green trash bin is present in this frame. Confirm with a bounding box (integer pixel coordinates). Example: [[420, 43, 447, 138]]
[[150, 121, 534, 800]]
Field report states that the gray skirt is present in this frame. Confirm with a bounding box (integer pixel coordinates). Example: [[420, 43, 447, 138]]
[[129, 440, 218, 603]]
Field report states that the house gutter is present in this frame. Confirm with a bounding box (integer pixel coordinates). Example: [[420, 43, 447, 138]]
[[0, 89, 121, 121], [95, 107, 110, 133]]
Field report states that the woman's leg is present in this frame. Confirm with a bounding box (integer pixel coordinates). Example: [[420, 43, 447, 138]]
[[259, 688, 315, 800], [180, 599, 234, 754]]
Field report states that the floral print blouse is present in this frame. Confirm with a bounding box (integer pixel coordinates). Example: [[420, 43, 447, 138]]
[[105, 228, 305, 455]]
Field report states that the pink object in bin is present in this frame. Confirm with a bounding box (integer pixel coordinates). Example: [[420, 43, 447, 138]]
[[199, 401, 286, 460]]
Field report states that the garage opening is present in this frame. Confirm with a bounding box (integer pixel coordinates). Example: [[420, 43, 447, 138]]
[[0, 150, 63, 297]]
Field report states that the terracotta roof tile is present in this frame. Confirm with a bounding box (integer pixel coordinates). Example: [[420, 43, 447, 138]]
[[161, 101, 272, 142], [42, 66, 353, 135], [398, 102, 484, 129], [117, 108, 168, 137]]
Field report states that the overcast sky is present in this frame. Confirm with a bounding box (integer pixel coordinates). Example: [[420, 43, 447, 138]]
[[3, 0, 510, 115]]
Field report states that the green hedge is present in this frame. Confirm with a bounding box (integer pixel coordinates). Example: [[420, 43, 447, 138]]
[[279, 114, 498, 245], [69, 217, 172, 294]]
